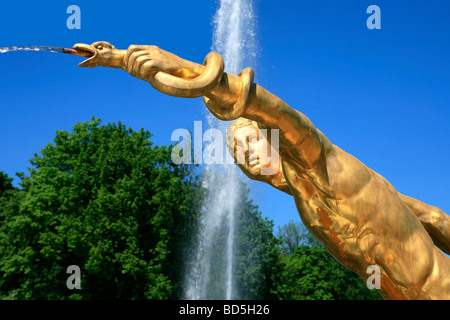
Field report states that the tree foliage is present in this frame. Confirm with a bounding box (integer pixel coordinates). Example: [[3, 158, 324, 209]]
[[276, 220, 321, 254], [233, 187, 284, 300], [0, 118, 199, 299], [0, 171, 14, 198], [277, 221, 382, 300]]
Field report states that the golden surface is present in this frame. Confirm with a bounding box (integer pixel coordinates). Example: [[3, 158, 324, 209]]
[[75, 42, 450, 300]]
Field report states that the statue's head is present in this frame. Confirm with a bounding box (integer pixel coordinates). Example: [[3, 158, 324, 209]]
[[226, 118, 281, 179]]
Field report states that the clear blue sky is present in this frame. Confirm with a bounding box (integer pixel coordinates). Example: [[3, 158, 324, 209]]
[[0, 0, 449, 230]]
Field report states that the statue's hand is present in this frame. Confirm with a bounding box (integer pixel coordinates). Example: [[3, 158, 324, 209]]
[[74, 42, 200, 78], [125, 45, 203, 82]]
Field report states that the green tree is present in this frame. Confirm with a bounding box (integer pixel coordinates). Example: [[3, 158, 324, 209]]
[[0, 118, 200, 299], [0, 171, 14, 198], [0, 172, 29, 300], [233, 185, 284, 300], [278, 221, 381, 300], [276, 220, 321, 254]]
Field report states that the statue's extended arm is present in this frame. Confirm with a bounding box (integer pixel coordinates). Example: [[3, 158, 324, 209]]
[[74, 42, 334, 176]]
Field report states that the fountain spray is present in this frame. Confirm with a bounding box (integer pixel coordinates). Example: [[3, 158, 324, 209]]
[[184, 0, 257, 300]]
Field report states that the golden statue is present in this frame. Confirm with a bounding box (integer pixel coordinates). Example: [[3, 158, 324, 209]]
[[72, 41, 450, 300]]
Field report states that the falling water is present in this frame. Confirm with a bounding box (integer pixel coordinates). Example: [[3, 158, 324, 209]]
[[184, 0, 257, 300]]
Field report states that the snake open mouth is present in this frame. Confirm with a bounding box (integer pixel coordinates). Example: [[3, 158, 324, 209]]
[[72, 43, 97, 67]]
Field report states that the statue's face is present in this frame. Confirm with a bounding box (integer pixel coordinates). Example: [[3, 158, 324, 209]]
[[226, 118, 280, 178]]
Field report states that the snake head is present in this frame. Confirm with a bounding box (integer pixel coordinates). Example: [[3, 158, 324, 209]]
[[73, 41, 125, 69]]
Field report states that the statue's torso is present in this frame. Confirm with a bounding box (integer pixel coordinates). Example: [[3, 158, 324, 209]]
[[280, 145, 434, 282], [281, 157, 370, 273]]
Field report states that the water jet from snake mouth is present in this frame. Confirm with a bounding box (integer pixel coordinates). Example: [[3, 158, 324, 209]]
[[0, 45, 92, 57]]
